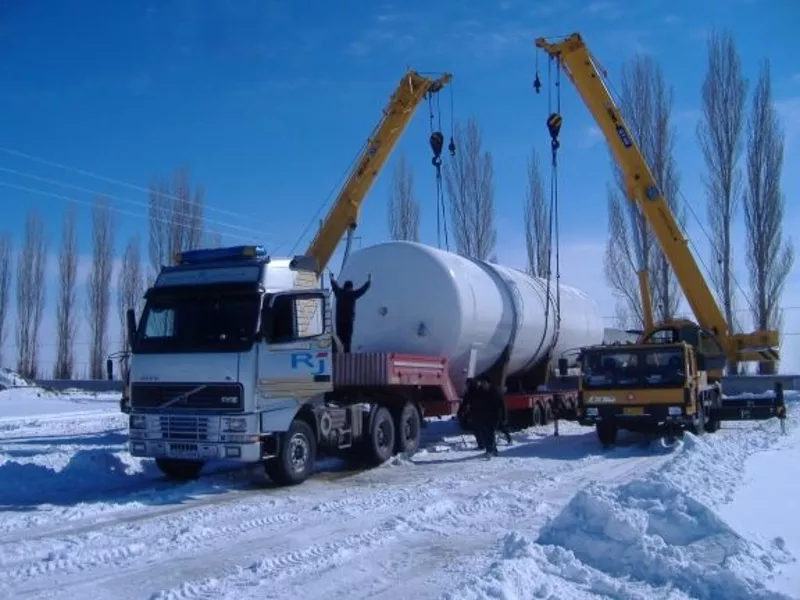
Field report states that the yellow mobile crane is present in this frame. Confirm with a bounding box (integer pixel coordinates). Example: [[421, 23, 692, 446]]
[[304, 69, 453, 275], [536, 33, 786, 444]]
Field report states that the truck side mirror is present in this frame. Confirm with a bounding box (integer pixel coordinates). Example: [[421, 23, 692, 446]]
[[106, 358, 114, 380], [126, 308, 137, 349], [558, 357, 569, 377]]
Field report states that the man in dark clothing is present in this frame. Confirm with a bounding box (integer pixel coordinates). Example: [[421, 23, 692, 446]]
[[473, 378, 504, 457], [459, 378, 485, 449], [329, 272, 371, 353]]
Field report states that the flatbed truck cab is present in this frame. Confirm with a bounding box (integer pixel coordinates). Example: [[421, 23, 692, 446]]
[[124, 245, 459, 486], [576, 342, 722, 446]]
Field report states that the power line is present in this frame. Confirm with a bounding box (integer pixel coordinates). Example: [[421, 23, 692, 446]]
[[0, 165, 279, 242]]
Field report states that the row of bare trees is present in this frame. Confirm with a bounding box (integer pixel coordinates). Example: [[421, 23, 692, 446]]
[[0, 167, 210, 379]]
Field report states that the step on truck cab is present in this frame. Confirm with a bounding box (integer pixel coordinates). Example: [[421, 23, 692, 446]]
[[124, 245, 460, 486]]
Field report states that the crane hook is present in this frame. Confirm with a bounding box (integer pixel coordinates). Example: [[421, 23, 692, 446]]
[[448, 136, 456, 157], [533, 73, 542, 94], [430, 131, 444, 167]]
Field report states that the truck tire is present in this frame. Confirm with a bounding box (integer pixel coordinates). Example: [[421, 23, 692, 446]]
[[689, 402, 705, 436], [395, 402, 422, 455], [543, 403, 554, 425], [265, 419, 317, 486], [532, 404, 543, 427], [704, 417, 721, 433], [365, 406, 396, 466], [596, 421, 617, 447], [155, 458, 204, 481]]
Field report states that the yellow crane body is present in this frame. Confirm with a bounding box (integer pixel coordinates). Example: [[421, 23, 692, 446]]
[[305, 70, 452, 275], [535, 33, 779, 367]]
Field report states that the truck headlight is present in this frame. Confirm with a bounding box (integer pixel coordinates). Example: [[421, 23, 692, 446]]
[[585, 407, 599, 416], [222, 417, 248, 432], [668, 406, 683, 416], [129, 414, 147, 429]]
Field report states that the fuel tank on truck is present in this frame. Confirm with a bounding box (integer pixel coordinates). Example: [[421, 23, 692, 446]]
[[336, 241, 605, 394]]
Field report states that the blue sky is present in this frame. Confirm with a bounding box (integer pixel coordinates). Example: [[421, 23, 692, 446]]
[[0, 0, 798, 375]]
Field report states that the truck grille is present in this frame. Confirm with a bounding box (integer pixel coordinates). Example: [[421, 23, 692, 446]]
[[131, 383, 244, 411], [159, 415, 210, 441]]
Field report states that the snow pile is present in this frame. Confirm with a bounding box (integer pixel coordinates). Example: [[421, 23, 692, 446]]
[[0, 368, 33, 390], [450, 414, 797, 600]]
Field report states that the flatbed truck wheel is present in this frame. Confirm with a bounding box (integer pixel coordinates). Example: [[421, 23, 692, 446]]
[[394, 402, 421, 455], [265, 419, 317, 486], [155, 458, 204, 481], [596, 421, 617, 447], [364, 406, 396, 466], [689, 402, 705, 436]]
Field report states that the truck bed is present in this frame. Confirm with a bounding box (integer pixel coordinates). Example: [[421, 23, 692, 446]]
[[332, 352, 459, 417]]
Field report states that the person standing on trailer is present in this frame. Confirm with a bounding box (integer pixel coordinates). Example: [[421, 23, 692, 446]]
[[329, 272, 371, 353]]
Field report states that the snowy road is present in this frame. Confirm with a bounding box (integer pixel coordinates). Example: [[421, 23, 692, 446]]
[[1, 387, 799, 600]]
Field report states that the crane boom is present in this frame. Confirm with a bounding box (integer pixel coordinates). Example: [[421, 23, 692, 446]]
[[305, 69, 452, 275], [535, 33, 779, 365]]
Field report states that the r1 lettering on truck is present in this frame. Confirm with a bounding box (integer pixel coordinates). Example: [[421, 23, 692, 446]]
[[291, 351, 329, 376]]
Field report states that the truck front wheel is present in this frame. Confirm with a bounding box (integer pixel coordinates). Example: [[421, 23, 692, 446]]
[[265, 419, 317, 486], [155, 458, 204, 481]]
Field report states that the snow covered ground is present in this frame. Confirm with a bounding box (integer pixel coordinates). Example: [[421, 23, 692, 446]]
[[1, 384, 799, 600]]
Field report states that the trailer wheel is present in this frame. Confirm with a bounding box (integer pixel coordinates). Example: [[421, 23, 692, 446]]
[[531, 404, 543, 427], [596, 421, 617, 447], [265, 419, 317, 486], [365, 406, 396, 466], [543, 403, 554, 425], [395, 402, 422, 455], [704, 418, 721, 433], [155, 458, 204, 481]]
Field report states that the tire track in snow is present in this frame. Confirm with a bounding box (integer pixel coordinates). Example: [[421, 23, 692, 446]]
[[151, 450, 673, 600], [0, 464, 477, 588]]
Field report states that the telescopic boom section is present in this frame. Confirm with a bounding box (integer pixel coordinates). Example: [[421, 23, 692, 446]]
[[535, 33, 779, 363], [305, 69, 452, 275]]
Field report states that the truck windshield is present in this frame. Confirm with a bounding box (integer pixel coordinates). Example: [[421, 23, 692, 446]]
[[135, 292, 261, 353], [581, 347, 687, 390]]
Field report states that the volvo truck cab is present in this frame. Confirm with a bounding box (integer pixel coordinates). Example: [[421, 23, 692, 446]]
[[125, 245, 333, 483]]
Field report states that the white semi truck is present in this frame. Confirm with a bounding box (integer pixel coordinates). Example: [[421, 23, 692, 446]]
[[123, 242, 605, 486]]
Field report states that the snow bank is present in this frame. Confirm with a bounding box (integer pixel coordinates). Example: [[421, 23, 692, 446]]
[[450, 414, 797, 600], [0, 368, 33, 390]]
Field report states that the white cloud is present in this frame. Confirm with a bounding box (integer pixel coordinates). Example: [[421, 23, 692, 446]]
[[579, 126, 604, 150]]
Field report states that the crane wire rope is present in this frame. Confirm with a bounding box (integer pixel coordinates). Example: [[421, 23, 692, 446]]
[[428, 90, 451, 251]]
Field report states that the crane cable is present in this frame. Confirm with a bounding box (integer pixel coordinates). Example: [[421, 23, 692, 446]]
[[533, 52, 564, 359], [428, 86, 454, 251]]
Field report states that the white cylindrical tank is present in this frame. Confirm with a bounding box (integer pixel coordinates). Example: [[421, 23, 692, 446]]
[[336, 241, 605, 392]]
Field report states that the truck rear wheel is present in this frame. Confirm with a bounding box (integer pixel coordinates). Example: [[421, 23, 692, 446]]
[[265, 419, 317, 486], [394, 402, 421, 455], [365, 406, 396, 466], [596, 421, 617, 447], [155, 458, 204, 481]]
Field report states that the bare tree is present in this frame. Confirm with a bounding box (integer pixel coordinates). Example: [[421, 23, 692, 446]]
[[54, 204, 79, 379], [117, 235, 145, 344], [444, 117, 497, 260], [15, 211, 47, 379], [148, 167, 205, 281], [744, 60, 794, 375], [87, 197, 115, 379], [0, 233, 11, 367], [523, 148, 550, 277], [603, 55, 684, 327], [697, 30, 747, 372], [387, 154, 421, 242]]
